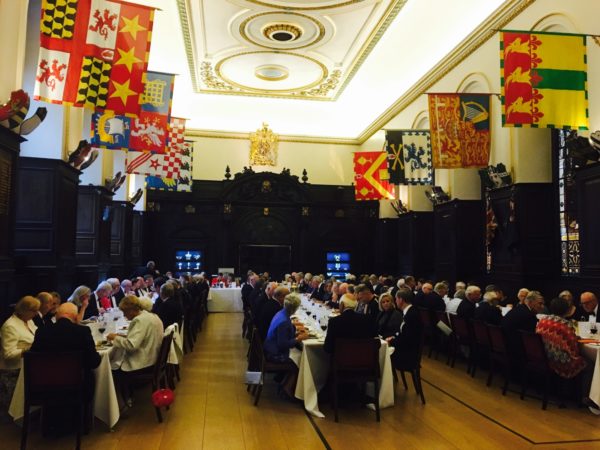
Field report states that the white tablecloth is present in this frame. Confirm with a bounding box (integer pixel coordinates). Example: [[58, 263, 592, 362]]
[[293, 339, 395, 418], [580, 343, 600, 406], [9, 347, 121, 428], [207, 288, 243, 312]]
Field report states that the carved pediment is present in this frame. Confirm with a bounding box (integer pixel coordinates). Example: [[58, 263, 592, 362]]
[[223, 171, 310, 204]]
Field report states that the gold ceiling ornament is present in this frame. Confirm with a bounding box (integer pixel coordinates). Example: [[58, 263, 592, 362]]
[[200, 61, 235, 91], [296, 69, 342, 97], [239, 12, 325, 50], [262, 23, 303, 42], [250, 123, 278, 166]]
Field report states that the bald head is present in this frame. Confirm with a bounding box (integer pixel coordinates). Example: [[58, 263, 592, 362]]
[[56, 302, 79, 322], [581, 292, 598, 313]]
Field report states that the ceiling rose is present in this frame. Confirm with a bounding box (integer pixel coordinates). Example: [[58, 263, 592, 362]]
[[255, 64, 290, 81], [262, 23, 303, 42]]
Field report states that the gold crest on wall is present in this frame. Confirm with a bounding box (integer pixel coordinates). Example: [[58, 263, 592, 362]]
[[250, 123, 278, 166]]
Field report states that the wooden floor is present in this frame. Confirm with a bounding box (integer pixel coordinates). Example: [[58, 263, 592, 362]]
[[3, 313, 600, 449]]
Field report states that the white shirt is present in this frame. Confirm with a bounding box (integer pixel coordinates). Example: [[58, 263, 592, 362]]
[[400, 304, 412, 332], [0, 315, 37, 370], [112, 310, 164, 372]]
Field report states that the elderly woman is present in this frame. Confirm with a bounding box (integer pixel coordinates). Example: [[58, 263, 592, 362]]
[[264, 293, 308, 398], [536, 297, 586, 379], [68, 285, 91, 323], [376, 293, 403, 338], [558, 290, 577, 320], [0, 296, 40, 420]]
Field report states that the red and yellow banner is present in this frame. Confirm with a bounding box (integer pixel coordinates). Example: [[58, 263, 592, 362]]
[[428, 93, 491, 169], [501, 30, 588, 130], [34, 0, 155, 116], [353, 152, 395, 201]]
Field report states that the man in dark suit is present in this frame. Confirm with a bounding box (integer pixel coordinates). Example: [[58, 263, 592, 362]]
[[34, 291, 58, 328], [257, 286, 289, 340], [419, 283, 446, 313], [324, 296, 378, 354], [355, 284, 380, 322], [456, 285, 482, 320], [502, 290, 544, 366], [241, 273, 256, 309], [153, 282, 183, 329], [387, 288, 423, 370], [575, 291, 598, 321], [30, 302, 101, 432], [473, 291, 502, 325]]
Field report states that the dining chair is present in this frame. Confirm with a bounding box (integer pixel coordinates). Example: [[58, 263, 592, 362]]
[[331, 338, 381, 422], [470, 319, 491, 378], [21, 351, 85, 450], [418, 307, 437, 358], [394, 336, 426, 405], [486, 324, 511, 395], [519, 330, 555, 409], [449, 314, 475, 373]]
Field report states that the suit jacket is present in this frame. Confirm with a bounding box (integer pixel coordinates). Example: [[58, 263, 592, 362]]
[[376, 309, 403, 338], [155, 297, 183, 329], [574, 304, 598, 322], [83, 293, 100, 320], [32, 312, 54, 329], [473, 301, 502, 326], [501, 303, 538, 359], [456, 299, 477, 320], [113, 289, 125, 306], [241, 283, 254, 307], [257, 298, 282, 341], [323, 310, 378, 354], [425, 292, 447, 313], [390, 305, 423, 370], [30, 318, 101, 399]]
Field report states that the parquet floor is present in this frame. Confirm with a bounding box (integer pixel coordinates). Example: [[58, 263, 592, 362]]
[[2, 313, 600, 449]]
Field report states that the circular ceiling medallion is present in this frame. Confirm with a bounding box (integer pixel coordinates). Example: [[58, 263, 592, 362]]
[[263, 24, 303, 42], [255, 65, 289, 81], [237, 12, 327, 50], [215, 51, 328, 93], [244, 0, 365, 10]]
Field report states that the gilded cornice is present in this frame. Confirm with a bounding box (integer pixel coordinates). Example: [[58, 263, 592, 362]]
[[357, 0, 537, 143], [186, 128, 360, 146], [176, 0, 200, 92]]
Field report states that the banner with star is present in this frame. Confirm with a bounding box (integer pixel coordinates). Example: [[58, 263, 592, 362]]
[[353, 151, 395, 201], [34, 0, 155, 116], [500, 30, 588, 130], [91, 71, 175, 152], [126, 116, 185, 177], [428, 93, 491, 169]]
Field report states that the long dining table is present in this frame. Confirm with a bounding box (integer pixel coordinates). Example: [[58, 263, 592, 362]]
[[289, 296, 395, 418]]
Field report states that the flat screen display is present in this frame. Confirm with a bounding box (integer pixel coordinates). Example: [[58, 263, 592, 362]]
[[175, 250, 203, 276]]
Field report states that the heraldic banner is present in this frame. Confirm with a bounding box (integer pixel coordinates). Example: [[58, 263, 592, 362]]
[[34, 0, 155, 116], [384, 131, 406, 185], [145, 140, 193, 192], [428, 93, 491, 169], [126, 116, 185, 178], [353, 151, 395, 201], [501, 30, 588, 130], [399, 130, 433, 185], [91, 71, 175, 153]]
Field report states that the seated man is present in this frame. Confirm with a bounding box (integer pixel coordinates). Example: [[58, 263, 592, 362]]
[[153, 282, 183, 329], [354, 284, 380, 321], [107, 296, 164, 402], [30, 303, 101, 432], [257, 285, 289, 341], [473, 290, 502, 325], [324, 296, 378, 354], [34, 291, 59, 328], [576, 291, 598, 321], [387, 288, 423, 371], [502, 290, 545, 366], [456, 285, 482, 320]]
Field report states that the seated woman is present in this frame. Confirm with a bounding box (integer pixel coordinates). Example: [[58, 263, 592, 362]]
[[67, 285, 91, 323], [107, 295, 164, 403], [0, 296, 40, 421], [558, 290, 577, 320], [376, 293, 402, 338], [536, 297, 586, 379], [263, 293, 308, 397]]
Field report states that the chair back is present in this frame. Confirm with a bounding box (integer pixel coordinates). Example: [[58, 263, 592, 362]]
[[471, 320, 491, 347], [24, 352, 84, 403], [449, 314, 471, 340], [248, 327, 265, 371], [333, 338, 381, 378], [520, 331, 547, 364], [487, 325, 507, 353], [418, 308, 433, 328], [435, 310, 450, 326], [153, 331, 174, 383]]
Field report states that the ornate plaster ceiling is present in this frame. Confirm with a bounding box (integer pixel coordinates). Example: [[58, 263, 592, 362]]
[[180, 0, 406, 101], [144, 0, 521, 140]]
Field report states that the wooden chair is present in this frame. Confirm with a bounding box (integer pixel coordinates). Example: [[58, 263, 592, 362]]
[[448, 314, 475, 373], [331, 338, 381, 422], [519, 331, 555, 409], [470, 319, 491, 378], [394, 336, 426, 405], [21, 352, 85, 450], [121, 331, 174, 422], [418, 307, 437, 358], [246, 329, 296, 406], [434, 310, 453, 364], [487, 324, 511, 395]]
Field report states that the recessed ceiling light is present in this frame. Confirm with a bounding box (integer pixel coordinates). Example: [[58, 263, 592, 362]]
[[262, 23, 303, 42], [255, 64, 289, 81]]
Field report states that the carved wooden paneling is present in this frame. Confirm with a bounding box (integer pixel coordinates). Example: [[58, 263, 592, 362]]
[[577, 164, 600, 277], [397, 212, 434, 278]]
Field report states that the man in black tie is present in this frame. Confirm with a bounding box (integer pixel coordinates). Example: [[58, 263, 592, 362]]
[[387, 288, 423, 370], [324, 296, 378, 354], [575, 292, 598, 321], [257, 286, 289, 340], [355, 284, 379, 321], [34, 291, 59, 328], [456, 285, 482, 320]]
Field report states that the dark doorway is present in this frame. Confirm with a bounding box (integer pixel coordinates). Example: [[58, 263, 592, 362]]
[[239, 244, 291, 280]]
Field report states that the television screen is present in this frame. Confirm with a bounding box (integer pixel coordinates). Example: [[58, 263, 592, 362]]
[[326, 252, 350, 263], [325, 252, 350, 279], [175, 250, 203, 276]]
